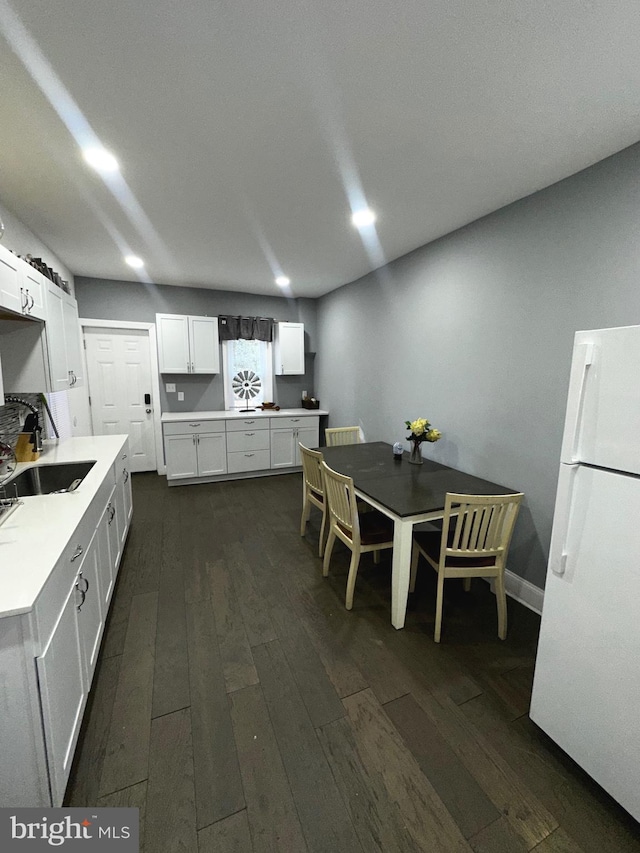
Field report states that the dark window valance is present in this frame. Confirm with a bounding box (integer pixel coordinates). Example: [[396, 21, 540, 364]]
[[218, 316, 274, 342]]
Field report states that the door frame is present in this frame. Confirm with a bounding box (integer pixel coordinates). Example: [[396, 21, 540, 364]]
[[80, 318, 165, 474]]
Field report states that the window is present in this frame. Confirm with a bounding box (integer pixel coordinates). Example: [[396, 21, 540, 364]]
[[222, 339, 273, 410]]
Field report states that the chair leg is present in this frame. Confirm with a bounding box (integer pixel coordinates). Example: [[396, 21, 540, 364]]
[[318, 508, 327, 558], [322, 530, 336, 577], [463, 578, 471, 593], [495, 573, 507, 640], [345, 548, 361, 610], [373, 549, 381, 565], [409, 545, 419, 593], [300, 495, 310, 536], [434, 573, 445, 643]]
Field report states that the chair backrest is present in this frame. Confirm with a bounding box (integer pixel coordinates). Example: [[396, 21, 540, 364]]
[[442, 493, 524, 562], [320, 461, 360, 542], [325, 426, 361, 446], [299, 444, 324, 496]]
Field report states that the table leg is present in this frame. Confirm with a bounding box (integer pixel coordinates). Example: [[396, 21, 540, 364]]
[[391, 517, 414, 629]]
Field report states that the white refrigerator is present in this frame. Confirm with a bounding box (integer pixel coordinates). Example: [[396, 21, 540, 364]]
[[530, 324, 640, 820]]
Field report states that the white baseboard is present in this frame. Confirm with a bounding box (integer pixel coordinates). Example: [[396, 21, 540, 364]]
[[486, 571, 544, 615]]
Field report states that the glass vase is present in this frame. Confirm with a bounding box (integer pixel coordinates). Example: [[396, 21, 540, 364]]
[[409, 439, 423, 465]]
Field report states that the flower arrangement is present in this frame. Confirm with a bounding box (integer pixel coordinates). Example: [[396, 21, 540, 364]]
[[405, 417, 441, 464], [405, 418, 442, 444]]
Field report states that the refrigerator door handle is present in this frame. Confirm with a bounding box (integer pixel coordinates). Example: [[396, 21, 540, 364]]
[[549, 464, 579, 577], [561, 342, 594, 463]]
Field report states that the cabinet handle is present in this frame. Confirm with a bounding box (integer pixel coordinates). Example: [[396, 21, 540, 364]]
[[108, 504, 115, 523], [123, 469, 129, 482], [28, 293, 35, 310], [291, 418, 300, 422], [122, 453, 128, 459], [193, 434, 196, 444], [245, 453, 254, 457], [244, 420, 255, 424], [245, 432, 255, 436], [189, 423, 201, 427], [70, 544, 83, 562], [191, 362, 194, 372], [196, 435, 200, 445]]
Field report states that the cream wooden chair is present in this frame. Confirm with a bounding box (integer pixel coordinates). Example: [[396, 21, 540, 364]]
[[321, 461, 394, 609], [410, 492, 524, 642], [299, 444, 327, 557], [325, 426, 361, 446]]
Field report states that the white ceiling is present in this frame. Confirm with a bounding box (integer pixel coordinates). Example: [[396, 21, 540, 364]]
[[1, 0, 639, 298]]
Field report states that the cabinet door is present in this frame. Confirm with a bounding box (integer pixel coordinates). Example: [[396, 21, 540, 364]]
[[0, 247, 23, 315], [106, 491, 121, 575], [157, 314, 190, 373], [189, 316, 220, 373], [96, 500, 114, 608], [271, 427, 296, 468], [295, 424, 319, 464], [114, 466, 132, 551], [275, 322, 305, 375], [36, 581, 86, 806], [62, 294, 83, 387], [165, 433, 198, 479], [196, 432, 227, 476], [44, 283, 70, 391], [75, 530, 104, 689], [20, 266, 46, 320]]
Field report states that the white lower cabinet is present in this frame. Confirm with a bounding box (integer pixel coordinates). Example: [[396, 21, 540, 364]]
[[0, 437, 133, 807], [164, 421, 227, 481], [163, 413, 320, 482], [36, 581, 86, 807], [271, 419, 319, 469]]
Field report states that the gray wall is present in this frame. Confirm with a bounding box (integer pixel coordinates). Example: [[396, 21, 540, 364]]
[[316, 141, 640, 589], [75, 278, 318, 412]]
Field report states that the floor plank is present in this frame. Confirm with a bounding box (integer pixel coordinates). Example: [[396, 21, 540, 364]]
[[96, 781, 147, 853], [230, 683, 309, 853], [197, 810, 253, 853], [384, 693, 500, 839], [252, 639, 364, 853], [99, 591, 158, 797], [342, 688, 473, 853], [144, 708, 198, 853], [186, 595, 245, 827]]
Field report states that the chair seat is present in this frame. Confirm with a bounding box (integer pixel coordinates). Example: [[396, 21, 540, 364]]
[[413, 529, 497, 568], [338, 510, 393, 545]]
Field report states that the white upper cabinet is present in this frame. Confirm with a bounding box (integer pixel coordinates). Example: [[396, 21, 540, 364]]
[[156, 313, 220, 374], [274, 322, 305, 375], [0, 246, 23, 315], [44, 280, 83, 390]]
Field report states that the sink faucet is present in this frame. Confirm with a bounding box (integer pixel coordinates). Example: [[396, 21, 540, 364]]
[[4, 395, 43, 453]]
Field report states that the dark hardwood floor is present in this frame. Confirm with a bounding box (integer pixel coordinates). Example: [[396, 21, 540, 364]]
[[66, 472, 640, 852]]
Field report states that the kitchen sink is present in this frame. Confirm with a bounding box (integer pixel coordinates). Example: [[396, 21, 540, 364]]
[[2, 461, 96, 498]]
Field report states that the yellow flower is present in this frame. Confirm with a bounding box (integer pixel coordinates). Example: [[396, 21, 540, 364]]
[[409, 417, 429, 436], [426, 428, 442, 442]]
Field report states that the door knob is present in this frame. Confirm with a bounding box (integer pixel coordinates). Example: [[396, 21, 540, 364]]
[[146, 408, 152, 413]]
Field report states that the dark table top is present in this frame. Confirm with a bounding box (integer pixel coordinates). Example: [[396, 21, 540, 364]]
[[320, 442, 516, 518]]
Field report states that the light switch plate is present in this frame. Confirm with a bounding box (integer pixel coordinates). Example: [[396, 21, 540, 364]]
[[178, 392, 184, 401], [166, 383, 176, 393]]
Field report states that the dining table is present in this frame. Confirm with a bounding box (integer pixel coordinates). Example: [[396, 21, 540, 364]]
[[319, 441, 516, 629]]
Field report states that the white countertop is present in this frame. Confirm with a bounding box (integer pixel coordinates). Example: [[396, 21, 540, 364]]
[[161, 408, 328, 422], [0, 435, 128, 619]]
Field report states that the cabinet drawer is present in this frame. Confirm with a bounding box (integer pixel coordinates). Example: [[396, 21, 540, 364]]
[[226, 430, 270, 453], [163, 420, 225, 436], [227, 449, 271, 474], [226, 417, 270, 432], [272, 416, 319, 429], [34, 527, 93, 654]]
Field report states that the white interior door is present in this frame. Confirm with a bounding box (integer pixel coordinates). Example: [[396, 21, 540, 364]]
[[84, 328, 157, 472]]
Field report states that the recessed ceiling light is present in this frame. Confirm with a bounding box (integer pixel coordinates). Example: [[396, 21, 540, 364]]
[[351, 208, 376, 228], [275, 276, 290, 287], [83, 147, 119, 173], [125, 255, 144, 269]]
